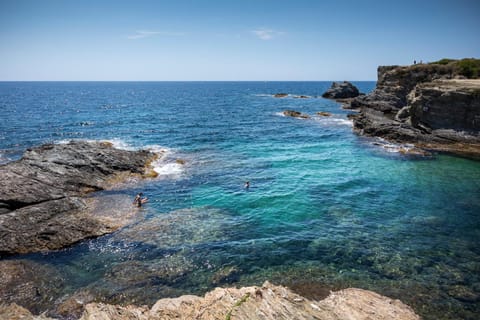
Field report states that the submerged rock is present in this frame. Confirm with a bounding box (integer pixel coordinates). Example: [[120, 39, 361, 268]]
[[322, 81, 360, 99], [283, 110, 310, 119], [0, 140, 159, 255], [115, 207, 231, 248], [0, 260, 65, 315], [211, 266, 241, 285]]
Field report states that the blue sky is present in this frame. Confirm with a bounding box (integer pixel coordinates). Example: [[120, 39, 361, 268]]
[[0, 0, 479, 80]]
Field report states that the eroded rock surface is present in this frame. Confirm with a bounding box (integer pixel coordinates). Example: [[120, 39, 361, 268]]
[[80, 281, 420, 320], [0, 140, 159, 255], [0, 281, 420, 320]]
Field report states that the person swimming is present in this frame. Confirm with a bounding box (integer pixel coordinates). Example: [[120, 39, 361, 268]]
[[244, 181, 250, 189], [133, 192, 148, 207]]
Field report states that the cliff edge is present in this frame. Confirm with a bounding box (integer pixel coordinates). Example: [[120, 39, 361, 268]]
[[347, 59, 480, 158]]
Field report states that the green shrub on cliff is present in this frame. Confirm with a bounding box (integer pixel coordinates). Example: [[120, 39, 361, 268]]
[[429, 58, 480, 78], [456, 59, 480, 78], [430, 58, 456, 65]]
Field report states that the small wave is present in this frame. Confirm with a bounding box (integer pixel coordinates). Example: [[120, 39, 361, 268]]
[[153, 162, 185, 177], [371, 138, 419, 154], [142, 144, 175, 155], [274, 112, 286, 117], [55, 138, 136, 150], [146, 145, 187, 179], [108, 138, 136, 151], [315, 117, 353, 127], [56, 138, 166, 153]]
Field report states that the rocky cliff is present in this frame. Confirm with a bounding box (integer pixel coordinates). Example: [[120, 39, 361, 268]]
[[347, 59, 480, 158], [0, 141, 159, 255], [0, 281, 420, 320]]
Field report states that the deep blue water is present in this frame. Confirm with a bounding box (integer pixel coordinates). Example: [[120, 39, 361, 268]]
[[1, 82, 479, 319]]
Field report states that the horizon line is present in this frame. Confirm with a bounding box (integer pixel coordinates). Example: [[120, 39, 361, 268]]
[[0, 79, 377, 82]]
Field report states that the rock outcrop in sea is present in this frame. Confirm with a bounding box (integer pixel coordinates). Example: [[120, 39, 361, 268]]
[[283, 110, 310, 119], [0, 140, 159, 255], [322, 81, 360, 99], [345, 59, 480, 158], [0, 281, 420, 320]]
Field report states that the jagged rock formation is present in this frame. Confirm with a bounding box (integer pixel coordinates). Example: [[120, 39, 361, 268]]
[[347, 60, 480, 158], [0, 281, 420, 320], [322, 81, 360, 99], [0, 140, 159, 255]]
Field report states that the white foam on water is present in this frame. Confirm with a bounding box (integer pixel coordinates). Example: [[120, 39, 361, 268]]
[[108, 138, 136, 151], [56, 138, 148, 152], [144, 144, 187, 179], [372, 138, 416, 153], [142, 144, 174, 155], [314, 116, 353, 127], [153, 162, 185, 177], [109, 142, 186, 178], [55, 138, 135, 150]]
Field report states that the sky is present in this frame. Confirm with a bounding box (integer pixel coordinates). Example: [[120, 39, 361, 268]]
[[0, 0, 479, 81]]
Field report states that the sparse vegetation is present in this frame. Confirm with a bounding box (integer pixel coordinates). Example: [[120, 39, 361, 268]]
[[225, 293, 250, 320]]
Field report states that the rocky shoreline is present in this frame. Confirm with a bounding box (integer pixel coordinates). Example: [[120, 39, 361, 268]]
[[0, 281, 420, 320], [0, 140, 423, 319], [0, 140, 160, 256], [339, 61, 480, 159]]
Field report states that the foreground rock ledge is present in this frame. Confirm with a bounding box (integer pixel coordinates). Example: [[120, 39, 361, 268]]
[[0, 281, 420, 320], [0, 140, 159, 255]]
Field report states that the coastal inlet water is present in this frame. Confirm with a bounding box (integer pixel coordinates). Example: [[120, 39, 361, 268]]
[[1, 82, 480, 319]]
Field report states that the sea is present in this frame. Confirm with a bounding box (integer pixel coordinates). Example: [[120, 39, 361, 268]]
[[0, 81, 479, 319]]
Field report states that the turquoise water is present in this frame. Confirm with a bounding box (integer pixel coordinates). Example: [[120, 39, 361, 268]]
[[1, 82, 479, 319]]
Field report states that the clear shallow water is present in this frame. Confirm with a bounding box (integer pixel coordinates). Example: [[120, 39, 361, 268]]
[[1, 82, 479, 319]]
